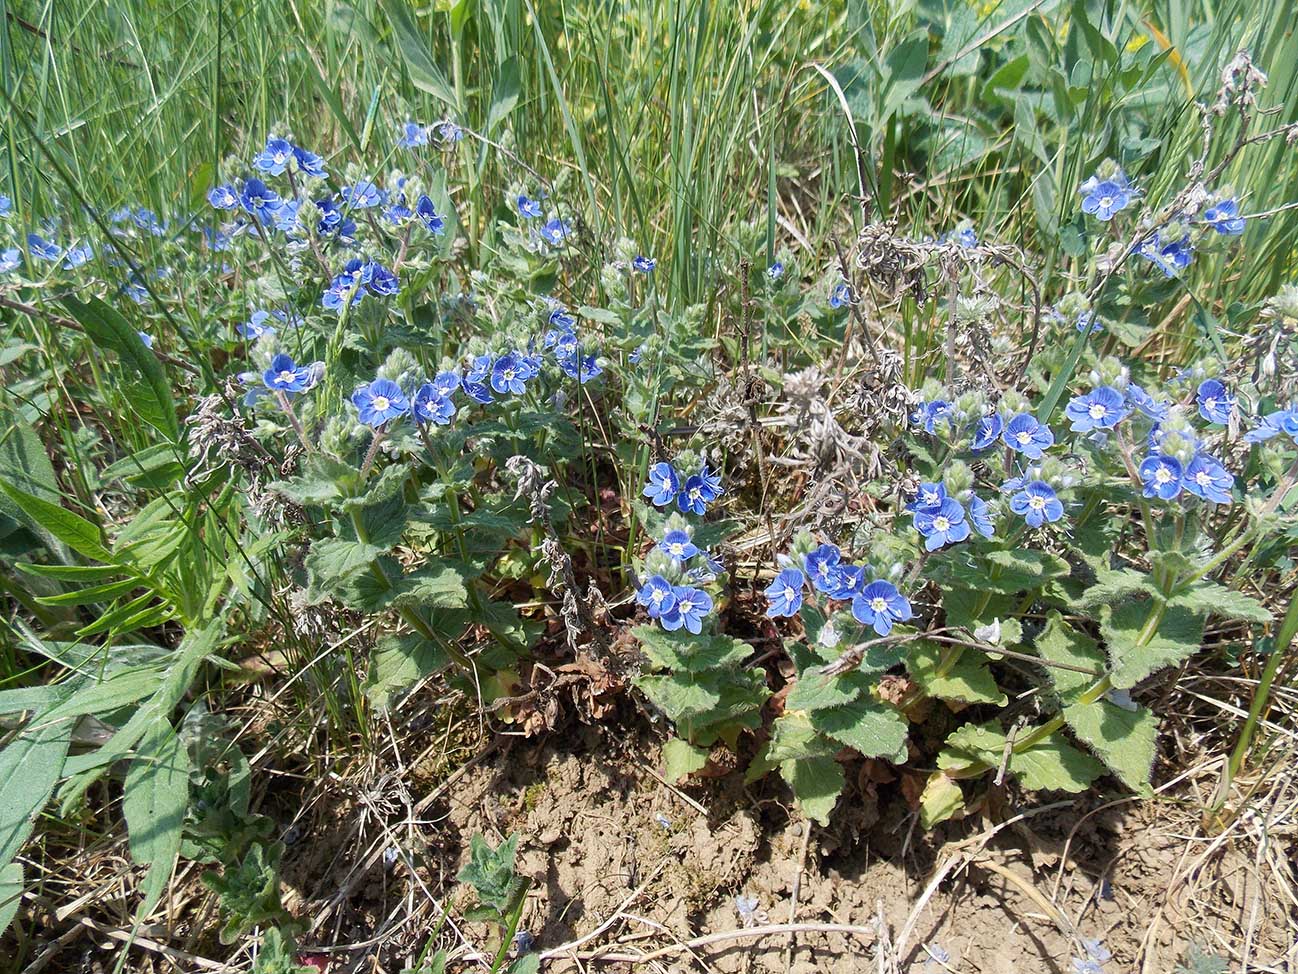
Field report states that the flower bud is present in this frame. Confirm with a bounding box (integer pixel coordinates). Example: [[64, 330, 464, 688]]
[[944, 459, 974, 496]]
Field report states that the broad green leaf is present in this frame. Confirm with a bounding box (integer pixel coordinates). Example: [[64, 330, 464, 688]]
[[810, 698, 908, 761], [0, 714, 70, 868], [486, 56, 521, 134], [919, 772, 964, 828], [457, 833, 521, 914], [662, 737, 709, 782], [364, 634, 450, 710], [1062, 699, 1157, 793], [779, 755, 844, 826], [305, 538, 382, 589], [1033, 611, 1103, 698], [0, 478, 112, 563], [1101, 600, 1204, 688], [1168, 581, 1271, 624], [880, 29, 930, 120], [123, 723, 190, 917], [0, 685, 67, 716], [0, 862, 21, 935], [508, 954, 540, 974], [270, 455, 359, 506], [635, 672, 723, 722], [385, 563, 470, 611], [784, 667, 860, 712], [61, 296, 179, 441], [908, 641, 1006, 706], [1008, 735, 1105, 793], [43, 664, 165, 721], [633, 627, 753, 673], [379, 0, 457, 109], [1076, 569, 1161, 612], [0, 407, 71, 561], [34, 577, 140, 606]]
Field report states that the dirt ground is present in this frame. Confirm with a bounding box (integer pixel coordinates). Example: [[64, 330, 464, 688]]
[[277, 710, 1296, 974]]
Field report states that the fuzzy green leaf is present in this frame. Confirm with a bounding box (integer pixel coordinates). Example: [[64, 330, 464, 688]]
[[633, 627, 753, 673], [919, 772, 965, 828], [1168, 581, 1271, 624], [635, 672, 723, 722], [662, 737, 710, 782], [1062, 699, 1157, 793], [1009, 735, 1105, 793], [0, 861, 21, 935], [810, 698, 908, 762], [0, 478, 112, 564], [270, 455, 359, 506], [0, 714, 71, 869], [784, 669, 860, 712], [1101, 600, 1205, 688], [908, 641, 1006, 706], [123, 723, 190, 918], [779, 755, 844, 826], [1076, 568, 1161, 612], [305, 538, 382, 590], [365, 634, 451, 710], [1033, 611, 1103, 698]]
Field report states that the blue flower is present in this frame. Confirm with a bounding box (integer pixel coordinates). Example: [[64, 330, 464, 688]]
[[238, 310, 277, 340], [137, 331, 154, 350], [398, 121, 429, 148], [540, 217, 572, 246], [1002, 413, 1055, 459], [342, 179, 384, 209], [367, 262, 400, 297], [765, 569, 805, 618], [253, 137, 295, 175], [1203, 198, 1245, 235], [1196, 379, 1234, 425], [414, 195, 446, 235], [829, 281, 852, 308], [636, 574, 677, 619], [271, 198, 302, 233], [660, 530, 699, 562], [437, 120, 464, 142], [851, 580, 913, 636], [1243, 407, 1298, 444], [767, 261, 784, 281], [697, 464, 723, 502], [1138, 454, 1183, 500], [661, 585, 712, 634], [632, 255, 655, 273], [0, 194, 11, 217], [208, 184, 239, 210], [431, 370, 460, 398], [804, 544, 842, 593], [914, 497, 971, 551], [968, 495, 995, 538], [548, 306, 577, 331], [826, 564, 866, 600], [1126, 383, 1169, 421], [1009, 480, 1064, 527], [629, 344, 646, 364], [1139, 231, 1193, 277], [490, 352, 529, 395], [263, 353, 312, 394], [1076, 311, 1102, 334], [1184, 454, 1233, 504], [945, 226, 978, 248], [316, 197, 356, 239], [558, 353, 602, 383], [905, 482, 947, 514], [384, 196, 413, 224], [293, 145, 327, 179], [1065, 386, 1129, 432], [461, 372, 493, 405], [971, 413, 1004, 451], [677, 475, 713, 516], [26, 233, 60, 261], [62, 242, 93, 269], [240, 178, 282, 223], [0, 247, 20, 273], [516, 194, 543, 219], [913, 400, 952, 434], [322, 258, 373, 310], [642, 462, 680, 506], [352, 378, 410, 428], [413, 383, 456, 426], [1080, 176, 1133, 221]]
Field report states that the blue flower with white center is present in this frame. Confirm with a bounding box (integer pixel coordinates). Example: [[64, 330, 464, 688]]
[[1065, 386, 1129, 433], [367, 262, 400, 297], [1080, 177, 1133, 221], [629, 344, 645, 364], [540, 217, 572, 246], [912, 400, 952, 434], [263, 353, 312, 394], [437, 120, 464, 142], [1009, 480, 1064, 527], [905, 481, 947, 514], [384, 196, 413, 224], [342, 179, 383, 209], [642, 462, 680, 506], [662, 585, 712, 634], [238, 310, 276, 340], [271, 198, 301, 232], [548, 329, 578, 358], [253, 137, 294, 175], [461, 373, 493, 405], [1196, 379, 1234, 425], [660, 530, 699, 562], [971, 413, 1004, 451], [132, 209, 165, 235], [697, 464, 723, 502], [548, 306, 577, 331], [945, 226, 978, 248], [558, 352, 602, 383], [1203, 198, 1245, 235], [208, 184, 239, 210], [765, 568, 806, 618], [431, 371, 460, 398], [677, 475, 713, 516], [1126, 383, 1169, 421], [1184, 454, 1233, 504], [968, 494, 995, 538], [804, 544, 842, 593], [352, 378, 410, 428], [1002, 413, 1055, 459], [415, 195, 446, 234], [851, 580, 913, 636], [293, 146, 327, 179], [1243, 407, 1298, 444], [26, 233, 60, 261], [413, 383, 456, 426], [632, 255, 655, 273], [1139, 231, 1193, 277], [315, 197, 356, 239], [491, 352, 528, 395], [0, 247, 20, 273], [1138, 454, 1183, 500], [322, 258, 373, 310], [516, 194, 542, 219], [62, 242, 93, 269], [636, 574, 677, 620], [767, 261, 784, 281], [398, 121, 429, 148], [829, 281, 852, 308], [914, 497, 971, 551], [240, 178, 282, 223], [1076, 311, 1102, 334], [137, 331, 154, 350], [827, 564, 866, 600]]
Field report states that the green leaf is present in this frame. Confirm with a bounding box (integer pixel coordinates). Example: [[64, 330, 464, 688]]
[[1101, 600, 1205, 688], [457, 833, 521, 914], [364, 634, 451, 710], [61, 296, 179, 441], [1062, 699, 1157, 793], [271, 455, 359, 506], [379, 0, 457, 109], [633, 627, 753, 673], [0, 478, 112, 563], [0, 407, 71, 561], [635, 671, 723, 723], [508, 954, 540, 974], [0, 714, 71, 869], [305, 538, 382, 589], [880, 29, 930, 120], [385, 563, 470, 611], [0, 862, 21, 935], [123, 723, 190, 918], [1168, 581, 1271, 624], [1076, 568, 1161, 612], [43, 663, 165, 720], [919, 772, 965, 828], [1008, 735, 1105, 793], [662, 737, 709, 782], [1033, 611, 1103, 699], [926, 548, 1068, 595], [784, 668, 860, 712], [810, 698, 908, 762], [486, 56, 521, 134], [908, 641, 1006, 706], [779, 755, 844, 826]]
